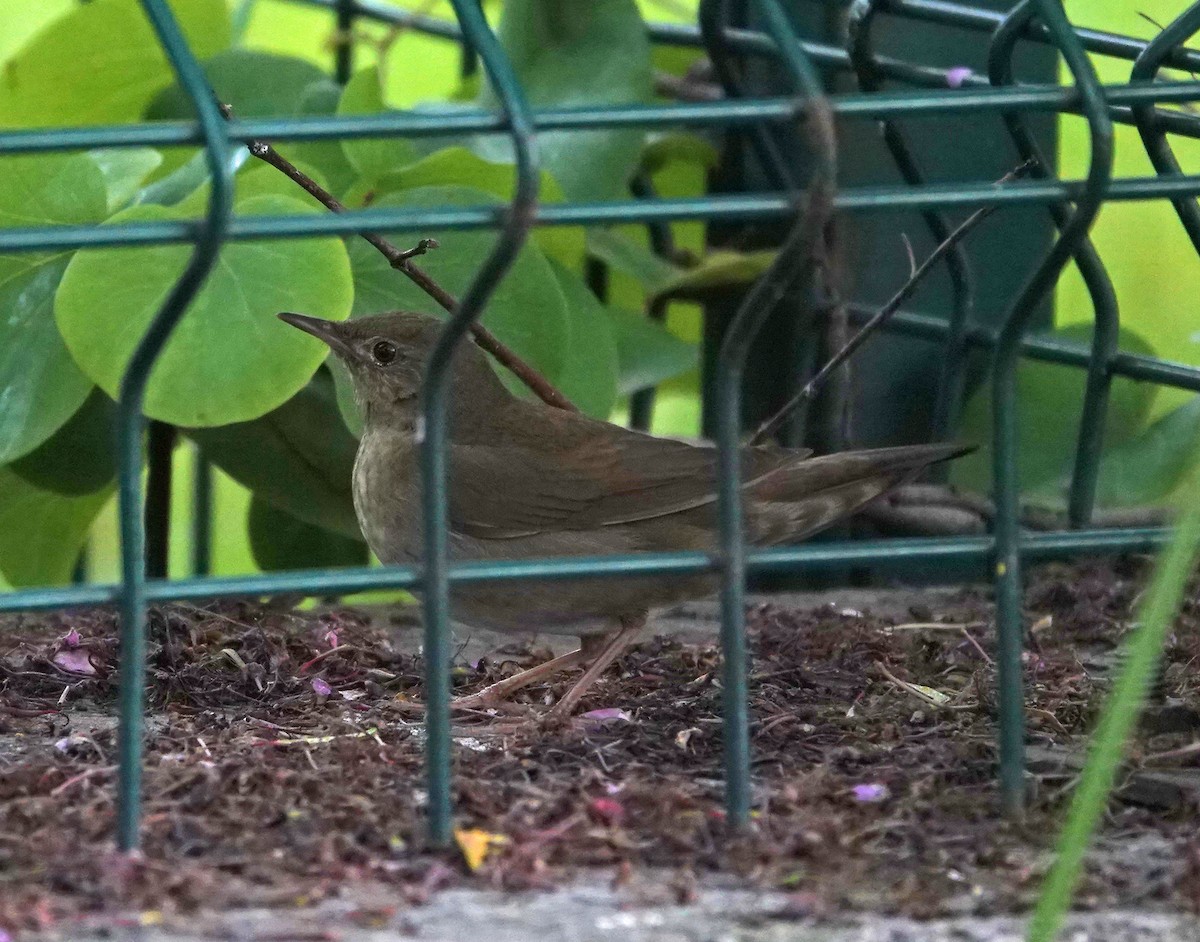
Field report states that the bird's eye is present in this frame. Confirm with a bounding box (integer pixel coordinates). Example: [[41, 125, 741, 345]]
[[371, 340, 398, 365]]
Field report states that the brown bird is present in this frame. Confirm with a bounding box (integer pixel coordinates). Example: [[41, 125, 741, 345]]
[[278, 310, 968, 718]]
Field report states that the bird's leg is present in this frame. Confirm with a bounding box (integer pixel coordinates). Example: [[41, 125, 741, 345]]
[[450, 645, 590, 710], [545, 614, 646, 721]]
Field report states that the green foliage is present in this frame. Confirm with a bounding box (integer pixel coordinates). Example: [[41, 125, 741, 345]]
[[337, 67, 419, 185], [950, 325, 1159, 501], [148, 49, 326, 121], [189, 370, 361, 540], [607, 306, 699, 395], [586, 227, 779, 298], [248, 497, 369, 572], [355, 146, 585, 268], [11, 390, 117, 497], [0, 0, 732, 585], [89, 149, 165, 213], [485, 0, 654, 201], [0, 0, 230, 127], [0, 154, 110, 464], [1091, 395, 1200, 508], [0, 469, 112, 588], [549, 261, 619, 418], [56, 194, 354, 426]]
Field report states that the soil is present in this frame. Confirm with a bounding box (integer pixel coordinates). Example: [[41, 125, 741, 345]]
[[2, 559, 1200, 938]]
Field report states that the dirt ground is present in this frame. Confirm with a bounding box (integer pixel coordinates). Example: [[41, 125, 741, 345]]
[[2, 559, 1200, 939]]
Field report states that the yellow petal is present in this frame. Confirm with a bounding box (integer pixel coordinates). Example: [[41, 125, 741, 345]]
[[454, 828, 508, 872]]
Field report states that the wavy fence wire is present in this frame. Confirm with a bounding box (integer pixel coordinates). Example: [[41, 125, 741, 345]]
[[3, 0, 1200, 849]]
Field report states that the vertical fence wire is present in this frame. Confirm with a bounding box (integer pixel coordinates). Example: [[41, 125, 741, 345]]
[[709, 0, 837, 825], [987, 4, 1120, 535], [1131, 4, 1200, 254], [115, 0, 234, 852], [419, 0, 540, 847], [989, 0, 1114, 811]]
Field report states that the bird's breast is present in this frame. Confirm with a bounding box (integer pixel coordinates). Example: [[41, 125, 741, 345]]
[[352, 428, 419, 564]]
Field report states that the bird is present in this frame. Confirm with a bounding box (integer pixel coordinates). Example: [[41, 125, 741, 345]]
[[278, 309, 969, 719]]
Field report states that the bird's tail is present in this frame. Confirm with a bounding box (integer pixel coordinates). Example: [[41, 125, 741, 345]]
[[750, 442, 973, 545]]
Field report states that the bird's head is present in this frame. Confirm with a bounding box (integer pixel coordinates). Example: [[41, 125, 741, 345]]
[[277, 310, 503, 427]]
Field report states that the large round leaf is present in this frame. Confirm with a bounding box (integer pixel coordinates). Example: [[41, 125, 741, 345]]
[[11, 388, 116, 497], [0, 468, 111, 588], [337, 67, 419, 184], [348, 185, 570, 384], [248, 497, 368, 573], [0, 153, 110, 464], [55, 194, 354, 427], [548, 261, 618, 418], [484, 0, 652, 202], [0, 0, 230, 127], [146, 49, 325, 121], [950, 324, 1159, 499], [189, 369, 361, 540], [354, 147, 585, 269]]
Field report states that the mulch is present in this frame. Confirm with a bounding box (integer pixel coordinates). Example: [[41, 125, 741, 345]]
[[2, 557, 1200, 934]]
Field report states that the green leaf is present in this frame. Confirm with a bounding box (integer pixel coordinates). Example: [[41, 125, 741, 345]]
[[0, 1, 73, 65], [144, 48, 327, 183], [146, 49, 325, 120], [950, 325, 1160, 499], [587, 228, 777, 299], [89, 148, 164, 213], [289, 78, 359, 199], [1090, 395, 1200, 508], [548, 261, 619, 418], [337, 67, 420, 183], [0, 468, 111, 588], [248, 497, 368, 572], [355, 147, 584, 268], [56, 193, 354, 427], [486, 0, 653, 201], [0, 153, 109, 464], [656, 249, 779, 297], [606, 306, 698, 395], [347, 185, 569, 384], [136, 148, 249, 207], [586, 228, 680, 295], [0, 0, 231, 127], [641, 132, 720, 176], [189, 369, 361, 540], [10, 389, 116, 497]]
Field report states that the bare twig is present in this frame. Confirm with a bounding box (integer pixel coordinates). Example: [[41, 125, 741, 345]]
[[220, 104, 578, 412], [750, 159, 1036, 446]]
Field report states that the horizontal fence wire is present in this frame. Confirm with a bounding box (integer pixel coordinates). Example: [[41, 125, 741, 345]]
[[3, 0, 1200, 843]]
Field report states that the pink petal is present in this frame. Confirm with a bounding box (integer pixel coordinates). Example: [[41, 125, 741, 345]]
[[580, 708, 631, 723], [311, 676, 333, 696], [63, 629, 82, 648], [852, 782, 890, 803], [323, 629, 339, 649], [946, 66, 974, 89], [53, 648, 96, 676], [588, 797, 625, 825]]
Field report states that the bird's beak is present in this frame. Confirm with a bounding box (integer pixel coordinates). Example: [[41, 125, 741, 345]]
[[277, 312, 354, 358]]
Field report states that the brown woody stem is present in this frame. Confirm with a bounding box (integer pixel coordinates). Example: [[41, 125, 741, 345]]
[[224, 105, 578, 412]]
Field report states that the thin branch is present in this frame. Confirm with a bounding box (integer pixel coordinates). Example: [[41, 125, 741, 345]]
[[221, 104, 578, 413], [750, 159, 1035, 446]]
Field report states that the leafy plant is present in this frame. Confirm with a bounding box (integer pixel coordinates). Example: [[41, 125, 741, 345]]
[[0, 0, 706, 588]]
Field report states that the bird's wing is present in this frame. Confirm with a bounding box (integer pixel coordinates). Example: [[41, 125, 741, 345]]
[[448, 428, 803, 538]]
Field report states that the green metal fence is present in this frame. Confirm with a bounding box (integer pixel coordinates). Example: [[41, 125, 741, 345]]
[[4, 0, 1200, 852]]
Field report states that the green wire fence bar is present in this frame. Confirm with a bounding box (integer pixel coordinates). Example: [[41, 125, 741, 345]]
[[5, 0, 1200, 851]]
